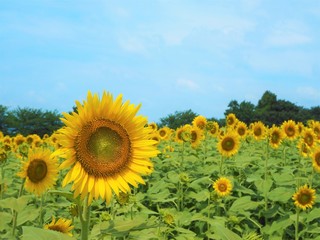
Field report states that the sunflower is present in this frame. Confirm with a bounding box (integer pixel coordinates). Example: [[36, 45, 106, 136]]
[[17, 148, 58, 196], [312, 121, 320, 140], [13, 134, 26, 148], [44, 216, 74, 236], [207, 121, 220, 137], [297, 140, 310, 158], [213, 177, 232, 197], [235, 121, 247, 139], [217, 131, 240, 157], [56, 91, 159, 205], [302, 128, 316, 149], [190, 127, 203, 148], [312, 148, 320, 172], [250, 121, 266, 141], [282, 120, 298, 140], [268, 125, 284, 149], [174, 125, 191, 143], [148, 122, 158, 132], [192, 115, 207, 130], [292, 185, 316, 210], [226, 113, 238, 128], [158, 127, 171, 140]]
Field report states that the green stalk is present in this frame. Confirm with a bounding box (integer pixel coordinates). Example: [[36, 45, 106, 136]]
[[80, 195, 91, 240], [39, 194, 44, 227], [12, 178, 25, 237], [295, 208, 300, 240], [0, 165, 4, 200], [219, 156, 224, 175], [264, 139, 269, 225]]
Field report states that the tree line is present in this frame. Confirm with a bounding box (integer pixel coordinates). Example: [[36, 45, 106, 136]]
[[158, 91, 320, 129], [0, 91, 319, 136]]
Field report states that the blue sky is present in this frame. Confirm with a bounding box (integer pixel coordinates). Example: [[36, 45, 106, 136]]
[[1, 0, 320, 123]]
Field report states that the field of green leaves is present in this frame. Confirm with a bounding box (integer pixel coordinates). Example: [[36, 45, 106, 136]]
[[1, 113, 320, 240]]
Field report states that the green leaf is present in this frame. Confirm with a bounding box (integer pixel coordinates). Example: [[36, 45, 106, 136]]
[[22, 226, 75, 240], [187, 189, 210, 202], [268, 187, 293, 203], [0, 211, 12, 231], [264, 216, 294, 236], [0, 195, 30, 212], [306, 208, 320, 223], [17, 207, 40, 226], [228, 196, 263, 214], [212, 223, 242, 240], [113, 216, 147, 232]]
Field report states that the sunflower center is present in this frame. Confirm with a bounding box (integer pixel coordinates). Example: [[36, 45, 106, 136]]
[[75, 119, 131, 177], [27, 159, 48, 183], [299, 192, 312, 205], [254, 127, 262, 136], [222, 137, 235, 151], [271, 132, 280, 143], [238, 127, 245, 136], [305, 134, 313, 146], [218, 183, 227, 192], [286, 127, 295, 137]]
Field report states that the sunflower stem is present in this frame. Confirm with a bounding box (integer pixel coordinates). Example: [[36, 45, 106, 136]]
[[0, 165, 4, 200], [295, 208, 300, 240], [12, 178, 25, 237], [39, 194, 44, 227], [80, 195, 90, 240], [264, 139, 269, 225]]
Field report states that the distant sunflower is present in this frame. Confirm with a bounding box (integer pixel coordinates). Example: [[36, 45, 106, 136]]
[[235, 121, 247, 139], [250, 121, 266, 141], [217, 131, 240, 157], [17, 148, 58, 196], [44, 216, 74, 236], [56, 91, 159, 205], [282, 120, 298, 140], [174, 125, 191, 143], [226, 113, 238, 128], [268, 126, 284, 149], [292, 185, 316, 210], [158, 127, 171, 140], [190, 127, 203, 148], [312, 121, 320, 140], [302, 128, 316, 148], [148, 122, 158, 132], [297, 140, 310, 158], [192, 115, 207, 130], [207, 121, 220, 137], [14, 134, 25, 148], [297, 122, 305, 135], [213, 177, 232, 197], [312, 148, 320, 172]]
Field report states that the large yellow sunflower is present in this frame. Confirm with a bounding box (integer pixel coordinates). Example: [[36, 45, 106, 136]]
[[213, 177, 232, 197], [217, 131, 240, 157], [44, 216, 74, 236], [292, 185, 316, 210], [302, 128, 316, 149], [56, 91, 159, 204], [190, 127, 203, 148], [17, 148, 58, 196], [312, 148, 320, 172]]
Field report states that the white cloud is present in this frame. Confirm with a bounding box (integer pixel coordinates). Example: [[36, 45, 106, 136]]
[[176, 78, 200, 91]]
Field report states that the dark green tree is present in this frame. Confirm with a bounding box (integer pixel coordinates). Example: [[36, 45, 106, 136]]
[[5, 107, 63, 137], [158, 109, 198, 129], [0, 105, 9, 134], [224, 100, 256, 125]]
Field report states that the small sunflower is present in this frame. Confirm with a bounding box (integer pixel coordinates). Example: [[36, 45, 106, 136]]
[[312, 148, 320, 172], [148, 122, 158, 132], [250, 121, 266, 141], [190, 127, 203, 148], [213, 177, 232, 197], [56, 91, 159, 205], [174, 125, 191, 143], [268, 126, 284, 149], [235, 121, 247, 139], [192, 115, 207, 130], [282, 120, 298, 140], [217, 131, 240, 157], [207, 121, 220, 137], [17, 148, 58, 196], [44, 216, 74, 236], [312, 121, 320, 140], [226, 113, 238, 128], [302, 128, 316, 148], [158, 127, 171, 140], [297, 140, 310, 158], [292, 185, 316, 210]]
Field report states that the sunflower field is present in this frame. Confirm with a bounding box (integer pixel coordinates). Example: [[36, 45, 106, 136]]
[[0, 91, 320, 240]]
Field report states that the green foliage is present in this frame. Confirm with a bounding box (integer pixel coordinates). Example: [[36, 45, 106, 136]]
[[158, 109, 198, 129], [0, 106, 62, 136]]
